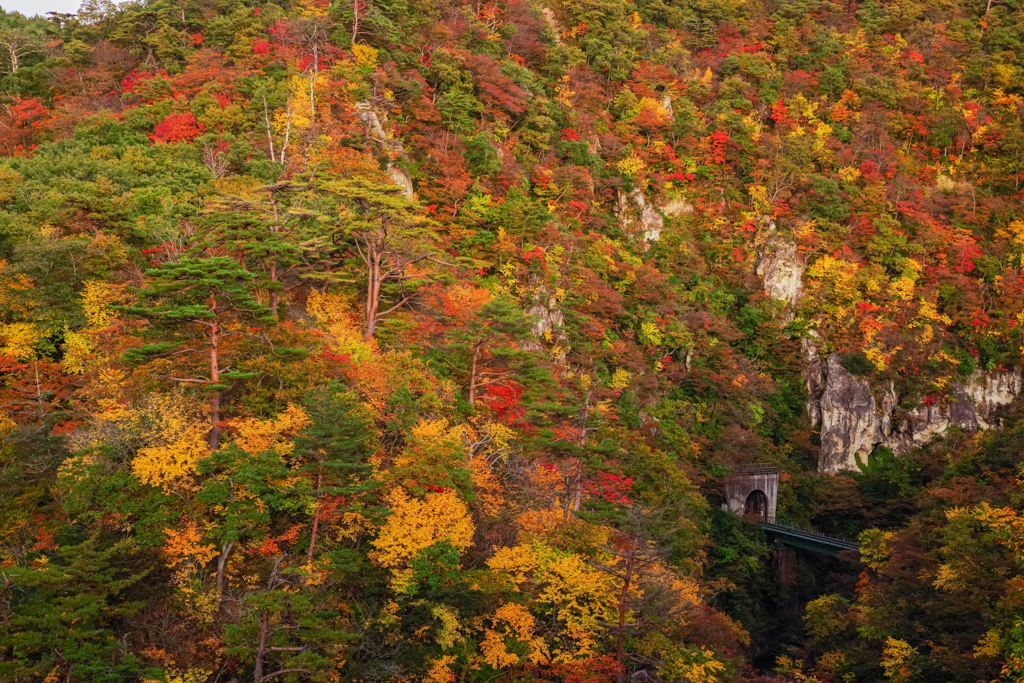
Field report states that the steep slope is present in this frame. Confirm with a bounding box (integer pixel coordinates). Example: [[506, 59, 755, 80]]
[[0, 0, 1022, 681]]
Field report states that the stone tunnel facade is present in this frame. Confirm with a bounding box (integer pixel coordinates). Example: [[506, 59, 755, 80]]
[[724, 464, 779, 523]]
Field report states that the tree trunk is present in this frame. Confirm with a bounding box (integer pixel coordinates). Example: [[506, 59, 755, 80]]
[[308, 67, 316, 121], [615, 539, 638, 682], [33, 361, 43, 419], [306, 463, 324, 566], [0, 571, 10, 626], [566, 396, 591, 518], [254, 610, 270, 683], [262, 92, 276, 160], [569, 458, 584, 515], [363, 248, 382, 338], [279, 92, 293, 164], [352, 0, 359, 44], [208, 300, 222, 450], [209, 393, 221, 451], [468, 345, 480, 405], [269, 260, 280, 320], [216, 540, 234, 602], [267, 195, 284, 320]]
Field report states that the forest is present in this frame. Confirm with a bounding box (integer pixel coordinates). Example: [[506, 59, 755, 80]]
[[1, 0, 1024, 680]]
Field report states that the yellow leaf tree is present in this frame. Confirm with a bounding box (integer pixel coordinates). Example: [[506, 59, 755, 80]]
[[369, 486, 474, 593]]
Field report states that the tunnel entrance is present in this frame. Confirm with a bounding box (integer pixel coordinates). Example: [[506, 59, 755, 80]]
[[744, 489, 769, 522], [724, 464, 778, 523]]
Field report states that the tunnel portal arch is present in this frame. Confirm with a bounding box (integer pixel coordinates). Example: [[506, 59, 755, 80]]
[[744, 489, 769, 521], [724, 464, 779, 523]]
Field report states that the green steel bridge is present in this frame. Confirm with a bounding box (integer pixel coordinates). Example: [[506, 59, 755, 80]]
[[760, 519, 860, 557], [727, 464, 861, 558]]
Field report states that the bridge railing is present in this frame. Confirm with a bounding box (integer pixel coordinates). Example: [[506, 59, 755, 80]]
[[730, 462, 780, 475], [764, 517, 860, 548]]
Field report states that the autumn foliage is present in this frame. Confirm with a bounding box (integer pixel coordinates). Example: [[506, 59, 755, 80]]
[[0, 0, 1023, 682]]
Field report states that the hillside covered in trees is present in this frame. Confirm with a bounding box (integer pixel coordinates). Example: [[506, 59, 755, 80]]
[[2, 0, 1024, 680]]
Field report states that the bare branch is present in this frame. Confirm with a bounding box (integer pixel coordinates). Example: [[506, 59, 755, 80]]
[[264, 669, 312, 681], [376, 296, 414, 318]]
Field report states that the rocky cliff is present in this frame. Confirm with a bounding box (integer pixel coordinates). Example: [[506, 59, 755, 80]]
[[522, 283, 567, 361], [813, 355, 884, 472], [806, 353, 1022, 472], [753, 227, 1022, 472], [615, 189, 693, 245], [754, 227, 804, 315]]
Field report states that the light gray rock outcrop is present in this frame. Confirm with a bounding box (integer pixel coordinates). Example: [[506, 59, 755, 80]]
[[818, 355, 879, 472], [812, 357, 1022, 473], [541, 7, 563, 44], [616, 189, 664, 243], [804, 337, 825, 427], [967, 369, 1023, 428], [614, 190, 694, 245], [523, 284, 567, 361], [661, 94, 674, 120], [878, 381, 898, 440], [754, 222, 805, 322], [881, 368, 1022, 453], [355, 101, 389, 141], [882, 386, 975, 452], [387, 166, 414, 200], [659, 196, 693, 217], [357, 101, 415, 199]]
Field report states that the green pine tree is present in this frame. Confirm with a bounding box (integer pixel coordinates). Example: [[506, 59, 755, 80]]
[[224, 559, 356, 683], [118, 254, 283, 449], [0, 535, 157, 683], [436, 293, 556, 419], [303, 176, 444, 338], [292, 387, 385, 569], [200, 183, 310, 321]]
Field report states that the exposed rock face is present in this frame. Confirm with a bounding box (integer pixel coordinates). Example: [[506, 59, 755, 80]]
[[616, 189, 664, 242], [523, 284, 567, 361], [355, 101, 388, 140], [387, 166, 415, 200], [755, 223, 833, 449], [878, 381, 898, 440], [749, 218, 1022, 471], [660, 94, 674, 120], [968, 369, 1023, 428], [754, 229, 805, 312], [659, 197, 693, 217], [357, 101, 415, 199], [881, 368, 1022, 453], [356, 101, 410, 156], [754, 229, 823, 433], [882, 386, 976, 451], [803, 337, 825, 427], [540, 7, 563, 44], [819, 355, 879, 472], [812, 356, 1022, 473]]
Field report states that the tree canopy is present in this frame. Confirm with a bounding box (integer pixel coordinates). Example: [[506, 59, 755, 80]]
[[1, 0, 1024, 681]]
